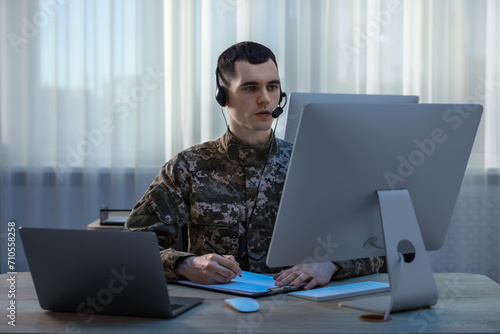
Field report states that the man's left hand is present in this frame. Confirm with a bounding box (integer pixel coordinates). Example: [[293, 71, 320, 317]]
[[272, 262, 340, 290]]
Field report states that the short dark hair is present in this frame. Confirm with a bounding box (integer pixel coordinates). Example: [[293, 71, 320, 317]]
[[217, 41, 278, 88]]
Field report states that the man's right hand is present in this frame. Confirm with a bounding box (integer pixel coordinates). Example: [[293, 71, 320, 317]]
[[175, 254, 242, 284]]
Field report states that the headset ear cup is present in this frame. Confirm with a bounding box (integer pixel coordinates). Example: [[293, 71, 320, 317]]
[[215, 68, 227, 106], [279, 91, 285, 104], [215, 86, 227, 106]]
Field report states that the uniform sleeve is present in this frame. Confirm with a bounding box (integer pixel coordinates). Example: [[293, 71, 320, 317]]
[[331, 257, 384, 280], [124, 162, 194, 282]]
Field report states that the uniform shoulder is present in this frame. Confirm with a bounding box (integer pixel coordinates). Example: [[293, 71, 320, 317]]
[[167, 138, 224, 169], [175, 138, 222, 159], [276, 137, 293, 153]]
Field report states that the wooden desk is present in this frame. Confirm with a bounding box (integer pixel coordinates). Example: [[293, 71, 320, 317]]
[[1, 272, 499, 333]]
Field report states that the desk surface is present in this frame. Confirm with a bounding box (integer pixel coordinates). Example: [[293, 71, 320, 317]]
[[1, 272, 499, 334]]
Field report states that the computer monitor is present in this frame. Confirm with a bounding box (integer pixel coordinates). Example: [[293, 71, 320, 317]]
[[284, 93, 420, 143], [267, 102, 482, 315]]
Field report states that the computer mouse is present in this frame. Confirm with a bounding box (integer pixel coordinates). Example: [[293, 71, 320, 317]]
[[224, 297, 260, 313]]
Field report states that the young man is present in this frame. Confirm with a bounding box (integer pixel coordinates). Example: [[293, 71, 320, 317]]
[[125, 42, 383, 290]]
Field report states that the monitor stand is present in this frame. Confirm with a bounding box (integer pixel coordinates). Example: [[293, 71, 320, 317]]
[[339, 189, 438, 319]]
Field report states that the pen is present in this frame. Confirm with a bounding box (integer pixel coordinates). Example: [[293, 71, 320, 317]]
[[203, 239, 242, 277], [203, 239, 223, 256], [267, 285, 304, 295]]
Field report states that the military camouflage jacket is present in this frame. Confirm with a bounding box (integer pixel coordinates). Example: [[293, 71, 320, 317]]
[[125, 130, 383, 282]]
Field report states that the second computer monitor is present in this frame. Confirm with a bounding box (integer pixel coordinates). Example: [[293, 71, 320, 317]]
[[284, 93, 419, 143], [267, 102, 482, 267]]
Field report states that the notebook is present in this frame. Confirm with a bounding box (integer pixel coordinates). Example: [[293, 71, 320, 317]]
[[178, 270, 302, 297], [19, 227, 203, 318]]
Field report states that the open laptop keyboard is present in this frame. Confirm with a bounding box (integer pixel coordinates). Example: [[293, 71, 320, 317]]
[[288, 281, 390, 302]]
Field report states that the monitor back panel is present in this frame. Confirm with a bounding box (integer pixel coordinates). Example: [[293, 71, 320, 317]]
[[284, 93, 419, 143], [267, 103, 482, 267]]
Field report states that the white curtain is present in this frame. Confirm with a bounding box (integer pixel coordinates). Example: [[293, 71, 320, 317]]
[[1, 0, 499, 281], [0, 0, 166, 272]]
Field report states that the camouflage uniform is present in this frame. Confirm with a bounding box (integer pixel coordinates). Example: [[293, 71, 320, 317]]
[[125, 130, 383, 282]]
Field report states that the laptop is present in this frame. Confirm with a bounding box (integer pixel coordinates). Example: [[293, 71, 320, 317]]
[[19, 227, 203, 318]]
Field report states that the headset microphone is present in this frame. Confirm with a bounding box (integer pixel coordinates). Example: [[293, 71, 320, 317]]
[[272, 92, 287, 118], [271, 106, 283, 118]]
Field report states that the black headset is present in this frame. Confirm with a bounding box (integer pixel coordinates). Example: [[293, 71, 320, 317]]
[[215, 68, 287, 118]]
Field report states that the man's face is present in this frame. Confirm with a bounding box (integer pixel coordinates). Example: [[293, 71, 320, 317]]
[[225, 59, 281, 144]]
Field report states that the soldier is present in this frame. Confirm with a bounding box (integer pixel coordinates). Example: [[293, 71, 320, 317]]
[[125, 41, 383, 290]]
